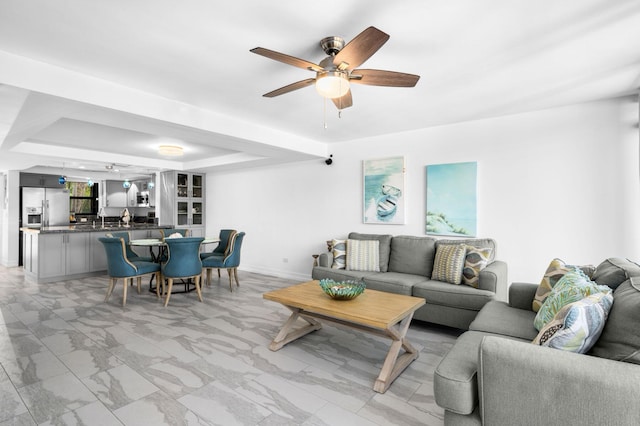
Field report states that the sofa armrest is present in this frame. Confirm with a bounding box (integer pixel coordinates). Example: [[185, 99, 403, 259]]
[[479, 336, 640, 425], [508, 282, 538, 311], [318, 252, 332, 267], [478, 260, 508, 301]]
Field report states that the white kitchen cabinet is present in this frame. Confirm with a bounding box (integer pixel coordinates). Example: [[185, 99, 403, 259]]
[[38, 233, 91, 279], [159, 171, 205, 236]]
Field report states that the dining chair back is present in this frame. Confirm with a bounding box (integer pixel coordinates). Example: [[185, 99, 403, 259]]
[[202, 232, 245, 291], [161, 237, 205, 307], [106, 231, 153, 262], [99, 237, 161, 306], [200, 229, 237, 260]]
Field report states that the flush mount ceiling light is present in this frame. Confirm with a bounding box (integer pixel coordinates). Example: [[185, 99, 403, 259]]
[[158, 145, 184, 156]]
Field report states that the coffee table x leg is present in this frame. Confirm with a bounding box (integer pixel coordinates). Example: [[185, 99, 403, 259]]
[[269, 307, 322, 351]]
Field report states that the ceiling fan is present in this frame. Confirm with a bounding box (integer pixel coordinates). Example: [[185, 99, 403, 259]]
[[250, 26, 420, 110]]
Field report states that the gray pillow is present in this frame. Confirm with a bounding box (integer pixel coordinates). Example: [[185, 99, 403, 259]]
[[388, 235, 437, 277], [348, 232, 392, 272], [592, 258, 640, 289], [589, 277, 640, 364]]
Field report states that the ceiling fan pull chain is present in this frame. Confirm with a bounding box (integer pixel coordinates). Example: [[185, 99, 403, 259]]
[[323, 97, 328, 129]]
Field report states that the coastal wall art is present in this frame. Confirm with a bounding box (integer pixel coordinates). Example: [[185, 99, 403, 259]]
[[426, 161, 477, 236], [363, 156, 405, 224]]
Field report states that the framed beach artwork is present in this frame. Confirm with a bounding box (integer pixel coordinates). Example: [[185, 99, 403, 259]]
[[363, 156, 405, 224], [426, 161, 477, 236]]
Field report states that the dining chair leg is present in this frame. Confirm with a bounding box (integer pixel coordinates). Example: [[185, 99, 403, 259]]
[[206, 268, 212, 286], [136, 277, 142, 294], [105, 278, 116, 302], [217, 268, 221, 278], [227, 269, 234, 291], [122, 278, 128, 307], [164, 278, 174, 307], [233, 268, 240, 287], [194, 275, 203, 302]]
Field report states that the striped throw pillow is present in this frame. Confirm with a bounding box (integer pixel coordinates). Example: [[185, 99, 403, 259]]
[[346, 239, 380, 272], [432, 244, 466, 285]]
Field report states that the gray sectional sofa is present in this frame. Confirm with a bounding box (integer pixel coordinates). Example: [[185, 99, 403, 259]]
[[311, 232, 508, 330], [435, 258, 640, 425]]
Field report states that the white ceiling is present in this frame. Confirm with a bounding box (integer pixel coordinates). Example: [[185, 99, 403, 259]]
[[0, 0, 639, 179]]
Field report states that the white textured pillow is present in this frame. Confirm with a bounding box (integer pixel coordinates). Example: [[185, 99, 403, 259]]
[[346, 239, 380, 272]]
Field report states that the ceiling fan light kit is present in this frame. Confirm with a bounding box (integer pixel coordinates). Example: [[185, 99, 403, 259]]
[[250, 26, 420, 110], [315, 71, 350, 98]]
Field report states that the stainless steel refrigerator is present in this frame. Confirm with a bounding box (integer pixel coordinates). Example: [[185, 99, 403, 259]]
[[21, 187, 70, 227]]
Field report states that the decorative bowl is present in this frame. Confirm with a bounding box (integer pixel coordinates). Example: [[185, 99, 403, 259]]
[[319, 279, 365, 300]]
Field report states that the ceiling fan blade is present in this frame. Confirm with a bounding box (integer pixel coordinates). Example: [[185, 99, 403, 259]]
[[263, 78, 316, 98], [250, 47, 323, 72], [333, 27, 390, 71], [350, 69, 420, 87], [332, 90, 353, 110]]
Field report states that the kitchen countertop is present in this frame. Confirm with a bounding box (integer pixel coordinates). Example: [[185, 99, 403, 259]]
[[21, 224, 171, 234]]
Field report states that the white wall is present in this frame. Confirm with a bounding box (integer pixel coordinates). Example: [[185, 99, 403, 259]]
[[206, 97, 640, 283]]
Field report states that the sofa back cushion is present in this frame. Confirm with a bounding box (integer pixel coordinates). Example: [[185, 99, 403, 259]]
[[387, 235, 437, 277], [592, 258, 640, 290], [348, 232, 392, 272]]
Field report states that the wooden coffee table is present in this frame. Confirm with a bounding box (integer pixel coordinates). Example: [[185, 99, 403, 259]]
[[263, 280, 425, 393]]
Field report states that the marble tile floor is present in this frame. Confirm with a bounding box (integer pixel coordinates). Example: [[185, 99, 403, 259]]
[[0, 265, 461, 426]]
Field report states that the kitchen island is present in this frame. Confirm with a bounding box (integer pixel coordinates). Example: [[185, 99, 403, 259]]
[[22, 224, 171, 283]]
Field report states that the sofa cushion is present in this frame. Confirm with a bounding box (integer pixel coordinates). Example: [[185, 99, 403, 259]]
[[470, 300, 538, 340], [346, 239, 380, 272], [532, 258, 596, 312], [387, 235, 437, 277], [534, 268, 611, 331], [591, 257, 640, 290], [434, 331, 527, 415], [331, 239, 346, 269], [311, 266, 377, 283], [412, 280, 495, 311], [362, 272, 426, 296], [462, 245, 493, 288], [533, 292, 613, 353], [436, 238, 497, 262], [348, 232, 392, 272], [432, 243, 466, 284], [589, 277, 640, 364]]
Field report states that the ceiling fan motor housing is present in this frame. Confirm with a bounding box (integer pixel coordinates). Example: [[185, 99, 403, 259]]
[[320, 36, 345, 56]]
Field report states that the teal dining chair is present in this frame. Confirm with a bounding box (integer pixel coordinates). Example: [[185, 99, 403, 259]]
[[200, 229, 237, 260], [202, 232, 245, 292], [106, 231, 153, 263], [161, 237, 204, 307], [99, 237, 161, 306]]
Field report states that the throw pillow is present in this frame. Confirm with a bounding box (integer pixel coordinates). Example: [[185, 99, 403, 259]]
[[532, 292, 613, 353], [431, 243, 466, 285], [346, 239, 380, 272], [589, 277, 640, 364], [532, 258, 596, 312], [591, 258, 640, 290], [461, 245, 493, 288], [533, 268, 611, 331], [331, 239, 346, 269]]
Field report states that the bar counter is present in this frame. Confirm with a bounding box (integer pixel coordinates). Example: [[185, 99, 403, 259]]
[[21, 224, 170, 234]]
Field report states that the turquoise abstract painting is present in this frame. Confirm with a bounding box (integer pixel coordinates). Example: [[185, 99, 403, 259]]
[[363, 156, 405, 224], [426, 162, 477, 236]]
